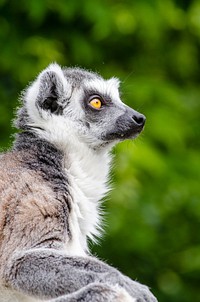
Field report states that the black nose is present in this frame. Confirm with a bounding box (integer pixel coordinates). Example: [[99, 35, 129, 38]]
[[132, 112, 146, 127]]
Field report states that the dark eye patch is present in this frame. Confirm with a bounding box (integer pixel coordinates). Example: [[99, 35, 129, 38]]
[[83, 89, 112, 107]]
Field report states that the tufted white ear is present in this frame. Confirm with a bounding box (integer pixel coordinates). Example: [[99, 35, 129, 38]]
[[25, 63, 72, 117]]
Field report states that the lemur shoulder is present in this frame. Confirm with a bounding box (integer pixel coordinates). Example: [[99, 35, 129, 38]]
[[0, 64, 157, 302]]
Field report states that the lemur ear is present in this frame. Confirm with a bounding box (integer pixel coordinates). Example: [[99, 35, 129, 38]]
[[35, 63, 71, 114]]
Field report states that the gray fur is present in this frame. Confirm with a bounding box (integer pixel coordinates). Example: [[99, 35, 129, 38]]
[[0, 64, 157, 302]]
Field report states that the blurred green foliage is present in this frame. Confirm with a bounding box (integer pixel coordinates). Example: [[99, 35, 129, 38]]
[[0, 0, 200, 301]]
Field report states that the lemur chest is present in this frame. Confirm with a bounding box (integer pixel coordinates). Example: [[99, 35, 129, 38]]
[[63, 155, 109, 256]]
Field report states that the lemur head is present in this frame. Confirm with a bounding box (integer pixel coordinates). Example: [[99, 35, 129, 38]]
[[15, 63, 145, 151]]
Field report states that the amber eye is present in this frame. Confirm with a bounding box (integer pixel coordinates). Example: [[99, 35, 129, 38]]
[[89, 98, 102, 109]]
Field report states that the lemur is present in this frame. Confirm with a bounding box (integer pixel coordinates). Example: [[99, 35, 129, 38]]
[[0, 64, 157, 302]]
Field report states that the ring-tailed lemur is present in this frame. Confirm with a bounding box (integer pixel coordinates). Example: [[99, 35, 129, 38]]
[[0, 64, 157, 302]]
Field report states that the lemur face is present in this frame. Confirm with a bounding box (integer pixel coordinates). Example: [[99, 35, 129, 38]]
[[16, 64, 145, 150]]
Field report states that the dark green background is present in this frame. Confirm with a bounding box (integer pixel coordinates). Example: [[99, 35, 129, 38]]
[[0, 0, 200, 301]]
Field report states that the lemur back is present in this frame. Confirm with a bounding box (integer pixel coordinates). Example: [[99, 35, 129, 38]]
[[0, 64, 157, 302]]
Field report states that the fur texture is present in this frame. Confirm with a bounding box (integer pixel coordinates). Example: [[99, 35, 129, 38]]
[[0, 63, 157, 302]]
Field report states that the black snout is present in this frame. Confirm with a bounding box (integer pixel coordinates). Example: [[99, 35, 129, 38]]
[[131, 112, 146, 128], [120, 106, 146, 136], [121, 107, 146, 134], [115, 108, 145, 139], [102, 107, 146, 142]]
